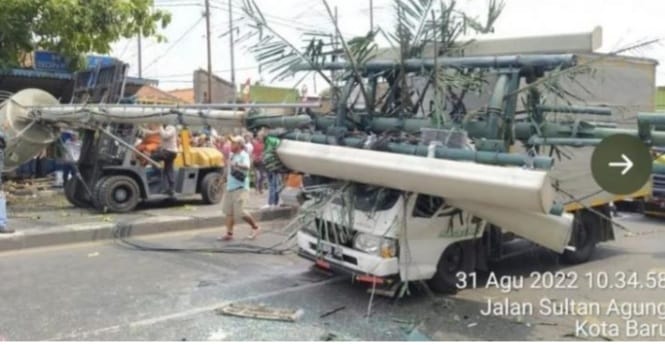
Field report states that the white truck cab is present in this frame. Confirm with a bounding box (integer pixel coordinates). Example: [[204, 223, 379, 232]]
[[297, 183, 487, 293]]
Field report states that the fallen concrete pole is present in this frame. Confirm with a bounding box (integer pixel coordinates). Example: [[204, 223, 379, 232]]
[[275, 140, 554, 214], [449, 199, 573, 253], [276, 140, 573, 252]]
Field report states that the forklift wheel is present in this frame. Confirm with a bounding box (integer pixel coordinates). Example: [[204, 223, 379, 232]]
[[201, 172, 224, 204], [64, 179, 89, 209], [95, 175, 141, 213]]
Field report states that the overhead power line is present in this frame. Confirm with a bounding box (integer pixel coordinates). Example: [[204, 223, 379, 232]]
[[148, 65, 259, 79], [143, 17, 205, 73]]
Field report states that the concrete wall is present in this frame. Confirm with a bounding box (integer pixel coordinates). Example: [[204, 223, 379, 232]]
[[193, 69, 236, 103]]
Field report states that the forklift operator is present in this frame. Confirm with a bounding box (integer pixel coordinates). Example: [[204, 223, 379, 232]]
[[141, 124, 178, 196], [136, 123, 162, 165]]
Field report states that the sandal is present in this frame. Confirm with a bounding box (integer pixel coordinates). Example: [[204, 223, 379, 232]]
[[247, 228, 260, 240], [217, 233, 233, 241]]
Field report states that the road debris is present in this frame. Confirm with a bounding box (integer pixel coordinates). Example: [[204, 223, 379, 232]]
[[319, 306, 345, 318], [207, 329, 227, 341], [87, 252, 100, 258], [320, 332, 337, 341], [215, 303, 303, 322], [404, 328, 431, 341], [467, 322, 478, 328]]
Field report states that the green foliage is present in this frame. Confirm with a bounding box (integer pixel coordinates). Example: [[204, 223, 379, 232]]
[[240, 0, 334, 83], [0, 0, 171, 70]]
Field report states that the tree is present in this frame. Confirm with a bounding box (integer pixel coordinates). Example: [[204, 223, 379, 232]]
[[0, 0, 171, 69]]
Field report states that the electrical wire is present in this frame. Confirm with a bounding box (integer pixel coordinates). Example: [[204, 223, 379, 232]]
[[142, 16, 205, 73]]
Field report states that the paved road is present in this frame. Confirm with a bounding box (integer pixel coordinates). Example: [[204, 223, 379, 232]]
[[0, 213, 663, 341]]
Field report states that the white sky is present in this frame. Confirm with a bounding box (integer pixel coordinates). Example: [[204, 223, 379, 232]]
[[110, 0, 665, 92]]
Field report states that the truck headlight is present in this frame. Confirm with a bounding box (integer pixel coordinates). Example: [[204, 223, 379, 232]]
[[353, 233, 396, 258]]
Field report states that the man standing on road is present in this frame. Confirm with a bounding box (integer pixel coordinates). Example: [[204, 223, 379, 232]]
[[0, 132, 13, 234], [219, 136, 260, 241], [142, 124, 178, 196]]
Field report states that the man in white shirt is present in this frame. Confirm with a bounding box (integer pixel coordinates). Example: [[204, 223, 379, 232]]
[[62, 132, 81, 185], [142, 124, 178, 196]]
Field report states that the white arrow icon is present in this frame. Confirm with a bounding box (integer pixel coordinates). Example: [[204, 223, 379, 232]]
[[608, 154, 634, 175]]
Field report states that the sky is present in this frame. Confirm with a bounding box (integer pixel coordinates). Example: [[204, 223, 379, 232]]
[[110, 0, 665, 93]]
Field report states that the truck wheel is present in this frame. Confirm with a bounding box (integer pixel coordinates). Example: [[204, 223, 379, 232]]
[[64, 179, 89, 209], [95, 175, 141, 213], [428, 241, 476, 294], [561, 211, 598, 264], [201, 172, 224, 204]]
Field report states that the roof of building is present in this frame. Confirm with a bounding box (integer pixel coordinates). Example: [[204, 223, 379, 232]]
[[134, 85, 189, 104], [168, 88, 194, 103]]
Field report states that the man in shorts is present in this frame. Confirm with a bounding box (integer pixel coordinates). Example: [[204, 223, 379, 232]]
[[219, 136, 260, 241]]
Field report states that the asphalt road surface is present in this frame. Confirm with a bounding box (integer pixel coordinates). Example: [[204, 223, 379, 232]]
[[0, 213, 663, 341]]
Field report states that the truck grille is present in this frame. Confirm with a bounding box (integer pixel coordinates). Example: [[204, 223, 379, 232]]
[[653, 174, 665, 199], [312, 218, 356, 247]]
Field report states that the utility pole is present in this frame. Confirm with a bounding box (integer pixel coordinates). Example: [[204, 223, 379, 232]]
[[369, 0, 374, 32], [331, 6, 338, 106], [228, 0, 237, 102], [137, 32, 142, 78], [204, 0, 213, 103]]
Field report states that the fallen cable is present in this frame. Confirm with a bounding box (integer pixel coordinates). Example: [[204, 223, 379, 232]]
[[110, 183, 344, 255]]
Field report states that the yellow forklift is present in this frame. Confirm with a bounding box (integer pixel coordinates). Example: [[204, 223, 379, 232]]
[[64, 123, 224, 213]]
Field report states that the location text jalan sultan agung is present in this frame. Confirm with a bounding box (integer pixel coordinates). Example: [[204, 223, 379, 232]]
[[479, 297, 665, 338]]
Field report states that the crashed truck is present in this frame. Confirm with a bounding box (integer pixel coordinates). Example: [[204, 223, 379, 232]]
[[257, 53, 665, 293], [3, 54, 662, 294]]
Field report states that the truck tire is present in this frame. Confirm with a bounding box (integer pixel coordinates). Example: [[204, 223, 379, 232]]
[[200, 172, 224, 204], [64, 179, 89, 209], [561, 210, 598, 264], [95, 175, 141, 213], [428, 241, 476, 294]]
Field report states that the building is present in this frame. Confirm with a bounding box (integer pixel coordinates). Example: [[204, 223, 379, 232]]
[[130, 85, 189, 104], [192, 69, 236, 103], [168, 88, 195, 103]]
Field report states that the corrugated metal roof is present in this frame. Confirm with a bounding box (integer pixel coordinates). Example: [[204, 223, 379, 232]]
[[1, 68, 72, 80]]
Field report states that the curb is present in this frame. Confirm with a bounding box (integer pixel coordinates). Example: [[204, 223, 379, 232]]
[[0, 207, 297, 253]]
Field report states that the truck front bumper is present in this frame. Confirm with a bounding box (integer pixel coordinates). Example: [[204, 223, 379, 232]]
[[297, 231, 399, 277]]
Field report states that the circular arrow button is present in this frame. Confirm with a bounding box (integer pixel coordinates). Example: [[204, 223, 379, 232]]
[[591, 134, 653, 195]]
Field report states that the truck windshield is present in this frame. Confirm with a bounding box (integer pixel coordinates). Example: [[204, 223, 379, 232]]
[[333, 184, 401, 212]]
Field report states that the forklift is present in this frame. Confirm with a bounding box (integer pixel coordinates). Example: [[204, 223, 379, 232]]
[[64, 123, 225, 213]]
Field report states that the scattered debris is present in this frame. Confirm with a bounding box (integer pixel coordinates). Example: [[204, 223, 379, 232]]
[[320, 332, 337, 341], [467, 322, 478, 328], [207, 329, 227, 341], [368, 282, 402, 298], [4, 177, 56, 197], [405, 328, 431, 341], [319, 306, 345, 318], [392, 318, 415, 325], [87, 252, 100, 257], [535, 321, 558, 326], [215, 303, 303, 322]]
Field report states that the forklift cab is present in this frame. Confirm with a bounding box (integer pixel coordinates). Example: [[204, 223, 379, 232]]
[[64, 123, 225, 213]]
